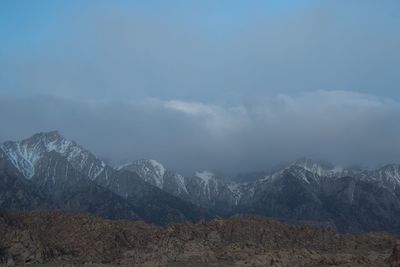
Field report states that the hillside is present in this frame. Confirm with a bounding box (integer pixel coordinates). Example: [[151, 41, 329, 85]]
[[0, 211, 399, 266]]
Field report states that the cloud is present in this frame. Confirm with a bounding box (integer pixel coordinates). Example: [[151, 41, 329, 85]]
[[1, 2, 400, 174], [1, 2, 400, 102], [164, 100, 218, 116], [163, 100, 248, 135], [1, 91, 400, 174]]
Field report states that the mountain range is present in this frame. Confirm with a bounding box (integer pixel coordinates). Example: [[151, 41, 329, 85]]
[[1, 131, 400, 233]]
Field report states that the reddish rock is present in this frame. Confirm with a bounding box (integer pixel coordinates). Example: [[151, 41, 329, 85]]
[[0, 211, 397, 266], [388, 241, 400, 267]]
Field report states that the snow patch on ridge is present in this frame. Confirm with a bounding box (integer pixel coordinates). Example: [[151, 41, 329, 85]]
[[118, 159, 165, 189], [117, 159, 189, 194], [0, 143, 37, 178], [228, 182, 244, 205], [0, 132, 106, 180], [195, 171, 214, 184], [149, 159, 166, 180], [174, 173, 189, 194]]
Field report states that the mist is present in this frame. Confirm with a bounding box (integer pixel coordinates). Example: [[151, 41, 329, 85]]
[[1, 1, 400, 174], [0, 91, 399, 174]]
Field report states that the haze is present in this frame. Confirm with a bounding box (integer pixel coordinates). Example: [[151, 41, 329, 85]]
[[1, 0, 400, 174]]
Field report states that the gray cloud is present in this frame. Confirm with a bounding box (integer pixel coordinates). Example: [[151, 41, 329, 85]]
[[1, 91, 399, 174], [1, 3, 400, 174], [1, 4, 400, 102]]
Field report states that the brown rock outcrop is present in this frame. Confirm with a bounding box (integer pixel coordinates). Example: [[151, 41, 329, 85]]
[[0, 211, 398, 266], [388, 241, 400, 267]]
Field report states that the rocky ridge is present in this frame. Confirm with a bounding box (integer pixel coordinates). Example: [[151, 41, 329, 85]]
[[0, 132, 209, 225], [2, 131, 400, 233]]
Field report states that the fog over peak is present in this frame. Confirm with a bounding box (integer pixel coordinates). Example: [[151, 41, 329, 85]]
[[1, 1, 400, 174], [1, 90, 399, 174]]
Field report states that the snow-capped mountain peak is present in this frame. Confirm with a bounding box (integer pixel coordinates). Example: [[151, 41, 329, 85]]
[[290, 158, 333, 176], [261, 164, 319, 185], [118, 159, 165, 188], [360, 164, 400, 189], [149, 159, 166, 179], [194, 171, 215, 184], [288, 158, 354, 179], [0, 131, 107, 180], [379, 165, 400, 184], [118, 159, 189, 195]]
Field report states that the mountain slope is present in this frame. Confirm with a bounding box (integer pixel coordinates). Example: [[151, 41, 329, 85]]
[[118, 159, 189, 198], [120, 162, 239, 215], [184, 171, 238, 214], [0, 132, 210, 224], [0, 144, 141, 220], [2, 132, 400, 232], [0, 131, 111, 181], [237, 161, 400, 233], [0, 149, 52, 211], [119, 157, 400, 232], [99, 169, 211, 224]]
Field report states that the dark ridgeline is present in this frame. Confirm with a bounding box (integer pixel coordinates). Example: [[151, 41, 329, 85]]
[[1, 131, 400, 233]]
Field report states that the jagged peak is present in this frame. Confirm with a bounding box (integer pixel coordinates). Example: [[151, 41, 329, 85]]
[[118, 159, 165, 174], [291, 158, 334, 170], [369, 164, 400, 188], [117, 159, 167, 189], [377, 164, 400, 171], [287, 157, 348, 178], [26, 130, 65, 143], [117, 158, 190, 195], [194, 171, 215, 183], [1, 131, 107, 180]]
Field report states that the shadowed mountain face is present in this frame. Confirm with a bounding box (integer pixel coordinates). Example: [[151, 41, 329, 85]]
[[1, 131, 400, 233], [0, 132, 209, 225], [120, 155, 400, 233], [0, 142, 140, 221], [0, 149, 52, 211], [236, 166, 400, 233]]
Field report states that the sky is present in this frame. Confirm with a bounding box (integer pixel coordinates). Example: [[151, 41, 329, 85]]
[[1, 0, 400, 174]]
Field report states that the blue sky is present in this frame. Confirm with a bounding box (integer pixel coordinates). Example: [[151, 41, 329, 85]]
[[0, 1, 315, 59], [1, 0, 400, 100], [1, 1, 400, 173]]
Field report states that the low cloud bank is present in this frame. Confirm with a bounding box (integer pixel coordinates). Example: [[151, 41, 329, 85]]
[[1, 91, 399, 174]]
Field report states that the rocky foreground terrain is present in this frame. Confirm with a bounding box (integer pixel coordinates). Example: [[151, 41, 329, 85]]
[[0, 211, 399, 267]]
